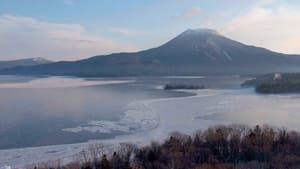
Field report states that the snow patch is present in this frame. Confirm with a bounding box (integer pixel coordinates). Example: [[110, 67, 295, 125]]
[[182, 29, 218, 36], [223, 51, 233, 61], [153, 85, 164, 90], [32, 57, 48, 62]]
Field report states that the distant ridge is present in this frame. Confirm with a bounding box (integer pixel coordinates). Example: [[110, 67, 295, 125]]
[[0, 57, 52, 70], [1, 29, 300, 76]]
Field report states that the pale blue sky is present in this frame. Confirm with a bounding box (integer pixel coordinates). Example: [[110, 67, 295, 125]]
[[0, 0, 300, 60]]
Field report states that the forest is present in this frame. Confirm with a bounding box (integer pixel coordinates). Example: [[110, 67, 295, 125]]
[[242, 73, 300, 93], [255, 82, 300, 93], [31, 124, 300, 169]]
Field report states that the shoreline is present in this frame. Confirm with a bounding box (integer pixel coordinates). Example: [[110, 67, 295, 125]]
[[4, 87, 298, 168], [0, 87, 205, 168]]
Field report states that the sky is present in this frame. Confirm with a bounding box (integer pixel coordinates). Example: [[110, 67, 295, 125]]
[[0, 0, 300, 61]]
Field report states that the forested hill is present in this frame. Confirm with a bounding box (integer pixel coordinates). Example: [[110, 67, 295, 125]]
[[242, 73, 300, 93]]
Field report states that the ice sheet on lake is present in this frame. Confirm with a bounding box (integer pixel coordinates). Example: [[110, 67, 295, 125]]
[[4, 88, 300, 168], [0, 166, 11, 169], [0, 77, 134, 88], [62, 101, 159, 134]]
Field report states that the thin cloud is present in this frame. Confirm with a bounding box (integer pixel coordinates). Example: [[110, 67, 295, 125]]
[[51, 37, 97, 43], [174, 7, 201, 20], [220, 3, 300, 54], [108, 27, 147, 36], [0, 14, 138, 61]]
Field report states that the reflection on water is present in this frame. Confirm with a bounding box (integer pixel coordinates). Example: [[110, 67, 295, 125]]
[[0, 76, 135, 88], [0, 76, 202, 149], [0, 75, 249, 149], [194, 89, 300, 130], [0, 77, 141, 149], [146, 88, 300, 138]]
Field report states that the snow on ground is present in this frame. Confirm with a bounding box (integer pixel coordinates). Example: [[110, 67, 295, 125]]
[[223, 50, 233, 61]]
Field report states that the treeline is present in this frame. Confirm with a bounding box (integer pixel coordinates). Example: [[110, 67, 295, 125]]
[[164, 84, 205, 90], [242, 73, 300, 87], [242, 73, 300, 94], [32, 125, 300, 169], [256, 82, 300, 93]]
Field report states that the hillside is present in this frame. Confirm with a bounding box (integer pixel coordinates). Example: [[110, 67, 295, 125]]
[[0, 57, 52, 70], [2, 29, 300, 76]]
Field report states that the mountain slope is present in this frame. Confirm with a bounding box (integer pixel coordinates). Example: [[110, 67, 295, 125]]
[[0, 57, 52, 70], [2, 29, 300, 76]]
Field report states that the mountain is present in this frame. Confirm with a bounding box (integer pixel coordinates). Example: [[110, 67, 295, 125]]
[[2, 29, 300, 76], [0, 57, 52, 70]]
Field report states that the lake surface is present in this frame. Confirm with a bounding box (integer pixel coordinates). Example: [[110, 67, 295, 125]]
[[3, 75, 300, 167], [0, 75, 244, 150]]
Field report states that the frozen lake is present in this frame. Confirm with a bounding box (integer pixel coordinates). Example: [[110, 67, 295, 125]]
[[2, 75, 300, 167]]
